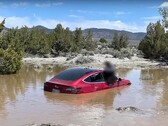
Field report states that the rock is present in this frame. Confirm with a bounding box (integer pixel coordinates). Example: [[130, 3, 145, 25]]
[[88, 51, 94, 56], [77, 54, 83, 57], [41, 123, 62, 126], [66, 55, 75, 61], [24, 123, 62, 126], [59, 52, 66, 57], [43, 54, 51, 58], [81, 49, 87, 55], [105, 54, 113, 58], [71, 52, 77, 57], [97, 45, 102, 49], [94, 49, 101, 54], [47, 65, 54, 70], [81, 49, 95, 56], [116, 106, 142, 113], [24, 123, 37, 126], [75, 56, 95, 64], [33, 63, 42, 69]]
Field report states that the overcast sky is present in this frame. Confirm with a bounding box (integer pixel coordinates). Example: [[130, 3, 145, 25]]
[[0, 0, 167, 32]]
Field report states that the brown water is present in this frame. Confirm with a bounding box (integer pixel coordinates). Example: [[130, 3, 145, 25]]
[[0, 66, 168, 126]]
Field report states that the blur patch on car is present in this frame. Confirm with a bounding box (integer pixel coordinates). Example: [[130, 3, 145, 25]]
[[52, 89, 60, 93]]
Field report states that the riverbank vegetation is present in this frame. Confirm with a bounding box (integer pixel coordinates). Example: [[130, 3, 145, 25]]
[[0, 19, 131, 74], [138, 8, 168, 60], [0, 20, 23, 74]]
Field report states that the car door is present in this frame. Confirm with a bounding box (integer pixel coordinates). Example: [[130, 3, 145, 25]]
[[84, 72, 105, 91]]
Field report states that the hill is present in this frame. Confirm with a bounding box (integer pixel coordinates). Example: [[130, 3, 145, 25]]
[[2, 26, 146, 43], [83, 28, 146, 43]]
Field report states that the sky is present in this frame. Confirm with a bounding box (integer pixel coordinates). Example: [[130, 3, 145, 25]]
[[0, 0, 168, 32]]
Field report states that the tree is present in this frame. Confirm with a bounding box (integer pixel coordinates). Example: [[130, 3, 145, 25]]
[[84, 30, 95, 51], [119, 33, 129, 48], [18, 26, 31, 52], [0, 48, 23, 74], [63, 27, 73, 52], [1, 28, 25, 52], [138, 21, 165, 58], [159, 8, 168, 28], [72, 28, 84, 52], [112, 32, 120, 50], [0, 20, 23, 74], [99, 38, 107, 43], [0, 19, 5, 32], [51, 24, 72, 53], [27, 27, 50, 55]]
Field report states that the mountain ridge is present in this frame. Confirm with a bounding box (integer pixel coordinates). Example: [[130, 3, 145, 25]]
[[2, 25, 146, 42]]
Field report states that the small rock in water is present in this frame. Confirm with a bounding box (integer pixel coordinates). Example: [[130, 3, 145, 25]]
[[24, 123, 62, 126], [41, 124, 62, 126], [47, 65, 54, 70], [116, 106, 141, 113], [33, 63, 43, 69]]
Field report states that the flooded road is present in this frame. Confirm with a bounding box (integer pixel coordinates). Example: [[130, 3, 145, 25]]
[[0, 66, 168, 126]]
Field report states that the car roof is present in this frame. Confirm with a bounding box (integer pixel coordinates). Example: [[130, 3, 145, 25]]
[[55, 67, 103, 81], [70, 67, 100, 71]]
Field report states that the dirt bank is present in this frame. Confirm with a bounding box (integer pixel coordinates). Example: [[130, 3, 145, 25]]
[[23, 54, 168, 69]]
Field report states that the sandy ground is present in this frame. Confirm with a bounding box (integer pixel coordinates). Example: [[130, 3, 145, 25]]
[[23, 54, 168, 69]]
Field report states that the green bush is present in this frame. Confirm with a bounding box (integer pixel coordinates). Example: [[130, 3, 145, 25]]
[[120, 48, 132, 59], [0, 48, 23, 74]]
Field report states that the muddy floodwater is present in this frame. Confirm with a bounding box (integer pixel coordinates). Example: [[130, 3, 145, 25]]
[[1, 66, 168, 126]]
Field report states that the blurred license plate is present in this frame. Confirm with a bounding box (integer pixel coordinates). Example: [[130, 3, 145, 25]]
[[52, 89, 60, 93]]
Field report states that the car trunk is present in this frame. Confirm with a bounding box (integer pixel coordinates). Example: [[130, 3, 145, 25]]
[[44, 79, 81, 94]]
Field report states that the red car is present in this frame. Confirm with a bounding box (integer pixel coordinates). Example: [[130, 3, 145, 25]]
[[44, 67, 131, 94]]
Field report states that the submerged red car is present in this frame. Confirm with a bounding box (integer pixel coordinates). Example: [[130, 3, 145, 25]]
[[44, 67, 131, 94]]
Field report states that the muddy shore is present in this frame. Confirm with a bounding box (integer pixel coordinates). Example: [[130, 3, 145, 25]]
[[23, 54, 168, 69]]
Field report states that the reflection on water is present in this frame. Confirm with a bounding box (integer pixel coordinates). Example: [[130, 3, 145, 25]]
[[0, 66, 168, 126]]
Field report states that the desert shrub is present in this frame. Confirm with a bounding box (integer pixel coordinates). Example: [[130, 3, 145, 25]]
[[99, 38, 107, 43], [120, 48, 132, 59], [0, 48, 23, 74], [75, 56, 95, 64], [105, 48, 132, 59], [111, 50, 120, 58], [81, 49, 94, 56]]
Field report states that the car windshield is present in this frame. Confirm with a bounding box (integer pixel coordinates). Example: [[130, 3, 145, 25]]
[[55, 67, 96, 81]]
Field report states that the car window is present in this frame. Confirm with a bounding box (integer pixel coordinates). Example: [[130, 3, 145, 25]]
[[84, 73, 105, 83], [55, 67, 96, 81]]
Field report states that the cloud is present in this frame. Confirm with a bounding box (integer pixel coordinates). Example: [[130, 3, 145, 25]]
[[69, 20, 146, 32], [114, 11, 132, 15], [52, 2, 63, 6], [0, 16, 146, 32], [149, 6, 159, 9], [75, 10, 110, 15], [141, 16, 161, 25], [68, 15, 83, 19], [160, 2, 168, 7], [35, 2, 63, 7], [11, 2, 28, 7], [142, 16, 161, 20], [73, 10, 131, 16], [115, 11, 126, 15]]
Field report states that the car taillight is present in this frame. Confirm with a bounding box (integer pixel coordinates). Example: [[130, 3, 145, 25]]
[[65, 87, 81, 93]]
